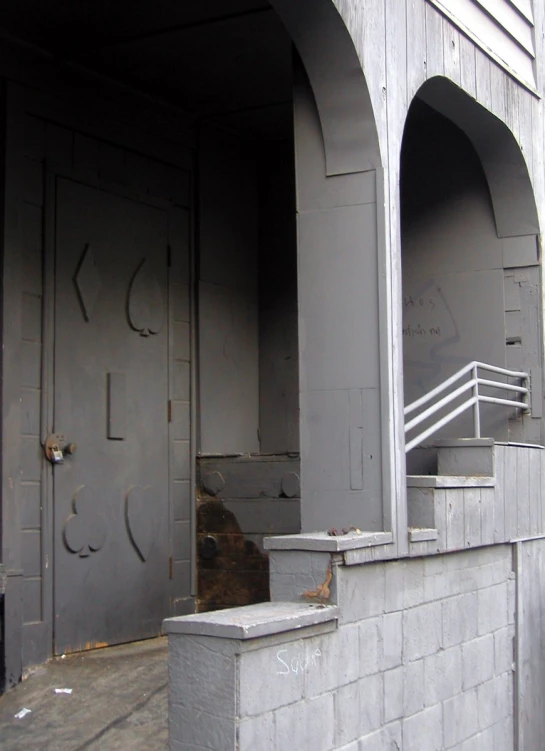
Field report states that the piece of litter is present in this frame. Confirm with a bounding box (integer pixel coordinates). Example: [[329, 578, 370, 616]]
[[14, 708, 32, 719], [61, 654, 66, 659], [54, 688, 72, 694]]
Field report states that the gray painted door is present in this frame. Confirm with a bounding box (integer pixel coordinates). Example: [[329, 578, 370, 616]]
[[53, 178, 170, 654]]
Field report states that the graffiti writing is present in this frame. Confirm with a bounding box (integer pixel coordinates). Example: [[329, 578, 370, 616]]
[[276, 647, 322, 676]]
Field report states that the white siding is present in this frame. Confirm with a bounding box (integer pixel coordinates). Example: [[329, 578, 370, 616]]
[[428, 0, 536, 88]]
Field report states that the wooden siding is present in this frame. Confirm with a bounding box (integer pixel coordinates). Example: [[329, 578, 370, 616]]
[[427, 0, 536, 89]]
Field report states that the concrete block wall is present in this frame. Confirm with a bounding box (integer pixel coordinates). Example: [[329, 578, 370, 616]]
[[166, 544, 516, 750]]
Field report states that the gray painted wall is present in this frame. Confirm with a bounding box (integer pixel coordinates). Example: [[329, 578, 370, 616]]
[[198, 125, 260, 456], [198, 129, 299, 457], [258, 140, 299, 454], [402, 101, 506, 439], [402, 100, 541, 442], [294, 63, 384, 533]]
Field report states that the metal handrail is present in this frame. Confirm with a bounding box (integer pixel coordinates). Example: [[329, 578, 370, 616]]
[[404, 361, 530, 453]]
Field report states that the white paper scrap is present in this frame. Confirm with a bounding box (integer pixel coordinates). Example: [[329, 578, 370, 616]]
[[54, 688, 73, 694], [14, 708, 32, 719]]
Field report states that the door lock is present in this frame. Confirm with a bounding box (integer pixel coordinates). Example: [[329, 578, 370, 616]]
[[44, 434, 77, 464]]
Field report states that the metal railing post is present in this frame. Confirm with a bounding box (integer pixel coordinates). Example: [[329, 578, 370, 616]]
[[524, 372, 531, 412], [472, 364, 481, 438]]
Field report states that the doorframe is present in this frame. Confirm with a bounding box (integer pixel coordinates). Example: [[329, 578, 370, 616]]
[[42, 165, 195, 654]]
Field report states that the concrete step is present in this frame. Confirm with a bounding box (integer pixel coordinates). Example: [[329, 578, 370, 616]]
[[406, 476, 496, 550], [435, 437, 495, 477]]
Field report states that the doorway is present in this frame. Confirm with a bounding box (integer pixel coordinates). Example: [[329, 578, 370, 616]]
[[51, 177, 173, 653]]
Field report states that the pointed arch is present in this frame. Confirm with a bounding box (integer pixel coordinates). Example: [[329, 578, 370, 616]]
[[416, 76, 539, 238]]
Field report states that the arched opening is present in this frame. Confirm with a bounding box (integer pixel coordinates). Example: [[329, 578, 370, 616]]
[[401, 77, 542, 473], [0, 0, 384, 675]]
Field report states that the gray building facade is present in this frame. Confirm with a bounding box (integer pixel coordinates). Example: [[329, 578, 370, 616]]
[[1, 0, 545, 747]]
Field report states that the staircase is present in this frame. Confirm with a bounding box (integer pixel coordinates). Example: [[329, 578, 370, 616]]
[[407, 438, 496, 548], [404, 362, 533, 552]]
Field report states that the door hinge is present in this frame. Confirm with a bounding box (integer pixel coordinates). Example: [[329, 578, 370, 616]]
[[169, 556, 173, 580], [168, 400, 173, 422]]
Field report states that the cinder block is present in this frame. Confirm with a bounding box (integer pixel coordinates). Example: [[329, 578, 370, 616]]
[[269, 551, 332, 603], [404, 558, 426, 609], [358, 672, 384, 736], [269, 572, 297, 602], [170, 705, 235, 751], [403, 659, 424, 717], [424, 555, 445, 577], [443, 688, 479, 746], [462, 634, 495, 689], [492, 714, 515, 751], [402, 705, 442, 751], [169, 635, 236, 718], [359, 616, 381, 676], [423, 572, 441, 603], [381, 611, 402, 670], [461, 726, 495, 751], [477, 583, 509, 636], [384, 666, 403, 722], [445, 548, 479, 572], [239, 640, 304, 715], [442, 592, 478, 647], [337, 563, 385, 624], [335, 742, 359, 751], [237, 712, 275, 751], [474, 545, 509, 568], [384, 561, 405, 613], [477, 673, 511, 732], [494, 627, 514, 676], [274, 693, 335, 751], [335, 681, 360, 746], [423, 645, 462, 705], [403, 601, 442, 661], [269, 550, 310, 574], [304, 626, 360, 698], [359, 720, 402, 751], [469, 557, 512, 591]]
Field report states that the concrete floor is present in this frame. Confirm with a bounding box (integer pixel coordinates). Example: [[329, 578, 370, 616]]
[[0, 637, 168, 750]]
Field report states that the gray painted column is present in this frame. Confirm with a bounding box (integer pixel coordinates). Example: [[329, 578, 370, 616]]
[[294, 65, 383, 533]]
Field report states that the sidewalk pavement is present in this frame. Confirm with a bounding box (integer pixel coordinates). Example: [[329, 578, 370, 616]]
[[0, 637, 168, 750]]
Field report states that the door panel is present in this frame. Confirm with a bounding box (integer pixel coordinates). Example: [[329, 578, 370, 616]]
[[53, 178, 170, 654]]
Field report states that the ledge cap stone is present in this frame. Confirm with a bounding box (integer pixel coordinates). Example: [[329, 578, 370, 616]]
[[163, 601, 339, 640], [264, 530, 393, 552], [434, 437, 494, 447], [407, 475, 495, 488]]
